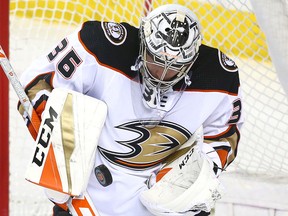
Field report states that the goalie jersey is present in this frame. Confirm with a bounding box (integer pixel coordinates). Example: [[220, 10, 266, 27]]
[[19, 21, 244, 216]]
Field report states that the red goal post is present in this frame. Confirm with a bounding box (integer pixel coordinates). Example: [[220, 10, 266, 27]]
[[0, 0, 9, 215]]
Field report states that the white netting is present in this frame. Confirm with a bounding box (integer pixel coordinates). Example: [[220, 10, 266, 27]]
[[250, 0, 288, 96], [8, 0, 288, 215]]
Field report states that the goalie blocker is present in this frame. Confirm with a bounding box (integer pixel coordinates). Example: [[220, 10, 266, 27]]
[[140, 126, 224, 216]]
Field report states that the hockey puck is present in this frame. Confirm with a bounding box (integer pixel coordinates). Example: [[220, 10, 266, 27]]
[[94, 164, 113, 187]]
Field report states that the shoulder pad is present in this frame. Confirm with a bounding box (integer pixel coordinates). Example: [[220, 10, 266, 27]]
[[218, 50, 238, 72], [101, 22, 127, 45]]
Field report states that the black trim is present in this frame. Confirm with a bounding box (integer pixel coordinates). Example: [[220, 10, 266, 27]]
[[79, 21, 240, 95], [79, 21, 140, 78]]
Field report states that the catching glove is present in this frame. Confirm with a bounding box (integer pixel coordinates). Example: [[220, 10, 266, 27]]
[[140, 127, 224, 216]]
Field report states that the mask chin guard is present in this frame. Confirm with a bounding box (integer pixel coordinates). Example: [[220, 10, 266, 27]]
[[130, 66, 190, 127]]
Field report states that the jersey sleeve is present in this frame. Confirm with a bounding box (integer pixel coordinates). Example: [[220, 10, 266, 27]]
[[18, 25, 99, 139], [202, 51, 244, 175]]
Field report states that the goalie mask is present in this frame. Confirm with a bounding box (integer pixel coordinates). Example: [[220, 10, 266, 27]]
[[132, 4, 202, 114]]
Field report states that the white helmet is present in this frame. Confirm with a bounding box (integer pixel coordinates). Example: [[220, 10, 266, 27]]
[[131, 4, 202, 113], [139, 4, 202, 91]]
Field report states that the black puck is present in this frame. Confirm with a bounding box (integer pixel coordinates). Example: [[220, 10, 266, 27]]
[[94, 164, 113, 187]]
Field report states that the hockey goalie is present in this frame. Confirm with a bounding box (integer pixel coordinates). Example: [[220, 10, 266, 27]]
[[13, 3, 244, 216]]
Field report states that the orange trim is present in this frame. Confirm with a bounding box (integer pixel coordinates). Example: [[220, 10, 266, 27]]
[[56, 203, 69, 211], [185, 88, 238, 96], [156, 168, 172, 182], [78, 32, 134, 80], [71, 195, 96, 216], [39, 144, 63, 192], [27, 123, 38, 140], [30, 109, 41, 133], [50, 71, 55, 88], [35, 100, 47, 120], [216, 149, 228, 168], [204, 125, 233, 139]]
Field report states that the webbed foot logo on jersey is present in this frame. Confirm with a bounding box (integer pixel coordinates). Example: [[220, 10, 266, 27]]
[[102, 22, 127, 45], [98, 120, 192, 170], [218, 50, 238, 72]]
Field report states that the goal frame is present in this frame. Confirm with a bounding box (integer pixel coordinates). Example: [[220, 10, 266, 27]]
[[0, 0, 9, 215]]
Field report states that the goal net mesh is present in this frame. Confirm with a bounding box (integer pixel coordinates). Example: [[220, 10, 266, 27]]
[[8, 0, 288, 215]]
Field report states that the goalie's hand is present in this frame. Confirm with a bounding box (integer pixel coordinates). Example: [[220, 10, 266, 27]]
[[140, 130, 224, 216], [53, 205, 72, 216]]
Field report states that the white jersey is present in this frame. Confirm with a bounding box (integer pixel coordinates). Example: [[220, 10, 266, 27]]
[[19, 21, 244, 216]]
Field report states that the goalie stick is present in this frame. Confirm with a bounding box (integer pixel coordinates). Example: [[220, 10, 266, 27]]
[[0, 46, 101, 216], [0, 46, 40, 138]]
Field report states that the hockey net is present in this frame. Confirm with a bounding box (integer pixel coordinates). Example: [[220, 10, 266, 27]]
[[3, 0, 288, 215]]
